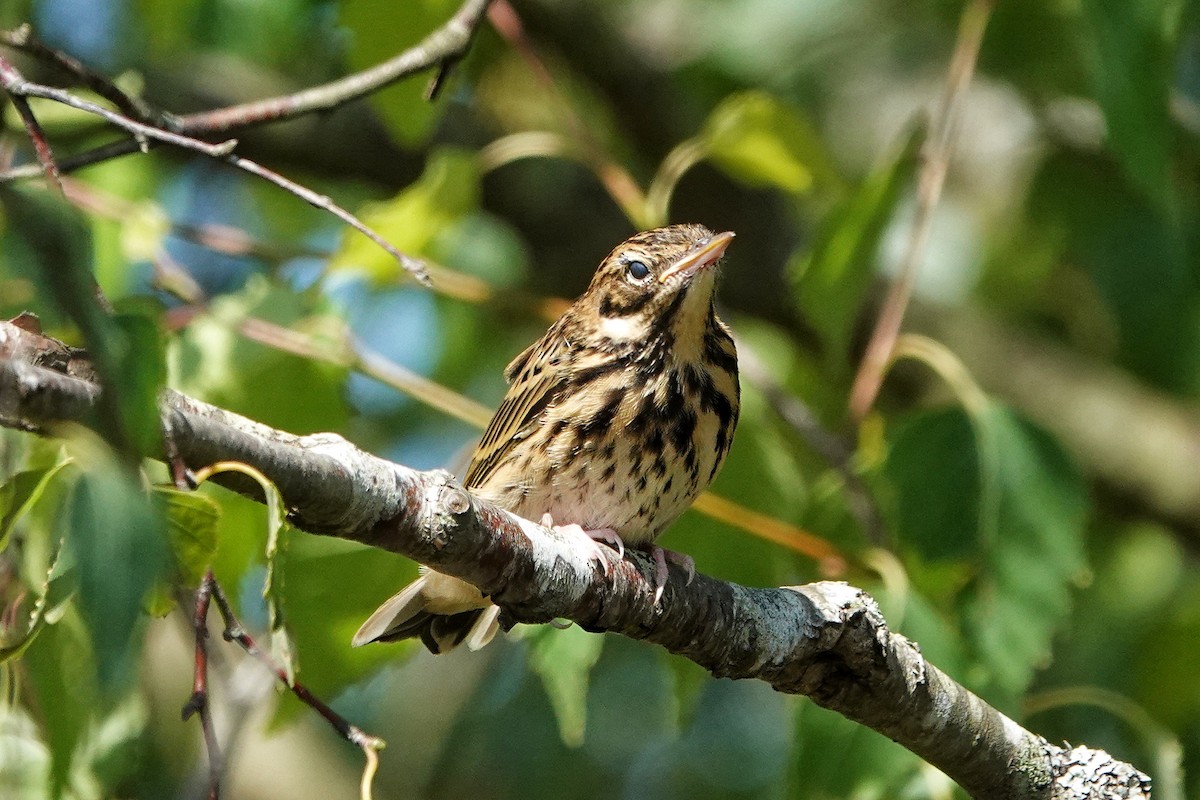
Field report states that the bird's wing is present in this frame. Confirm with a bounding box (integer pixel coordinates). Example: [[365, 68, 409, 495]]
[[462, 325, 573, 490]]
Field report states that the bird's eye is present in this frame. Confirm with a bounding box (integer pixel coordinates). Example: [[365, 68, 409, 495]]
[[626, 260, 650, 281]]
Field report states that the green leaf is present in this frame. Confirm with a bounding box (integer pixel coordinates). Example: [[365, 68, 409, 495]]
[[0, 460, 72, 552], [1080, 0, 1182, 208], [885, 405, 1088, 701], [64, 441, 169, 696], [526, 624, 605, 748], [144, 487, 221, 616], [0, 544, 77, 664], [23, 611, 96, 798], [700, 91, 836, 195], [329, 148, 481, 283], [156, 487, 221, 587], [790, 128, 920, 373]]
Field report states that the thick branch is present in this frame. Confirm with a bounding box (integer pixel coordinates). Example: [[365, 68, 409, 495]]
[[0, 322, 1150, 800]]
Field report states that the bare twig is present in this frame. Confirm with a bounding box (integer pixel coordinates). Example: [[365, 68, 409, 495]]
[[0, 56, 237, 157], [180, 571, 223, 800], [223, 154, 430, 285], [0, 55, 62, 192], [206, 576, 384, 754], [0, 23, 154, 121], [171, 0, 490, 134], [847, 0, 994, 421]]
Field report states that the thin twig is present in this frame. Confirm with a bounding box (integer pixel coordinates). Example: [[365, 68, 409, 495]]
[[0, 23, 155, 121], [180, 571, 223, 800], [206, 577, 385, 753], [170, 0, 491, 134], [0, 60, 237, 157], [847, 0, 994, 422], [0, 55, 62, 192], [223, 154, 431, 285]]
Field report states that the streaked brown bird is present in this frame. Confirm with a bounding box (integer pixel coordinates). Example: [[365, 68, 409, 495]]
[[353, 224, 740, 653]]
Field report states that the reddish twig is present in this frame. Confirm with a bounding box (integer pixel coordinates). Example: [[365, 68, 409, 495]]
[[180, 571, 223, 800], [0, 55, 62, 192], [206, 576, 384, 753], [846, 0, 994, 422]]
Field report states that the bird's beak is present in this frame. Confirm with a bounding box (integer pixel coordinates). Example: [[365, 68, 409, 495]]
[[658, 231, 736, 284]]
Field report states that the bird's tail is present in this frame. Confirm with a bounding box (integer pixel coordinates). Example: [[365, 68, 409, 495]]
[[351, 570, 501, 654]]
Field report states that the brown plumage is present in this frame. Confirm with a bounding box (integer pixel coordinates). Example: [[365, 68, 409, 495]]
[[353, 224, 740, 653]]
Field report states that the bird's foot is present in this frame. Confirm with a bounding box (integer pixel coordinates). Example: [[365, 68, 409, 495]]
[[645, 545, 696, 606], [541, 514, 624, 577]]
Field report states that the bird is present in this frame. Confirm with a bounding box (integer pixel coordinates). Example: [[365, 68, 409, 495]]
[[352, 223, 740, 654]]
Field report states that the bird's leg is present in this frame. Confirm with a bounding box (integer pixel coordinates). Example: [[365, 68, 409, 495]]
[[644, 545, 696, 605], [540, 514, 624, 577]]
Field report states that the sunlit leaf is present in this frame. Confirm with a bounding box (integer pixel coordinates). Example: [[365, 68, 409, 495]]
[[330, 148, 481, 283], [526, 624, 605, 747], [0, 460, 71, 552], [700, 91, 836, 195]]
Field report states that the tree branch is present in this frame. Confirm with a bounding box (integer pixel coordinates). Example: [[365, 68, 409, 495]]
[[0, 321, 1150, 800]]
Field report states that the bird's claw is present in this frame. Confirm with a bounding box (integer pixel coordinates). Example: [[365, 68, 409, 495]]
[[542, 514, 623, 578], [649, 545, 695, 606]]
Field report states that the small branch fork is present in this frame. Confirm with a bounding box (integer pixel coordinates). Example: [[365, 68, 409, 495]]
[[181, 569, 384, 800], [0, 326, 1150, 800], [0, 0, 495, 284]]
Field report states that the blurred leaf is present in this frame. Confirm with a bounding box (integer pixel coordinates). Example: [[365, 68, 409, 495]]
[[1080, 0, 1181, 208], [885, 407, 981, 562], [330, 148, 481, 283], [887, 404, 1087, 702], [0, 188, 166, 460], [1026, 152, 1199, 392], [0, 708, 50, 797], [168, 276, 349, 433], [700, 91, 837, 195], [793, 699, 923, 798], [339, 0, 461, 146], [23, 612, 96, 798], [527, 624, 605, 747], [0, 460, 71, 552], [790, 128, 920, 373], [63, 439, 169, 695]]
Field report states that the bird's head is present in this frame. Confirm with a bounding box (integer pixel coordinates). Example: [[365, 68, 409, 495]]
[[578, 224, 735, 347]]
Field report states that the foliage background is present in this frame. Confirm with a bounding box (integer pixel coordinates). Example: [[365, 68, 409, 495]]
[[0, 0, 1196, 798]]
